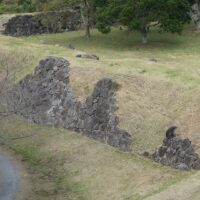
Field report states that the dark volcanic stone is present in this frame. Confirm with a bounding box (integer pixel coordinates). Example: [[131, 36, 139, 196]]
[[151, 134, 200, 171], [8, 57, 132, 151], [3, 11, 81, 37], [4, 15, 47, 36]]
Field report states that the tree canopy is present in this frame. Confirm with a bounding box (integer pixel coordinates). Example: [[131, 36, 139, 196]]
[[0, 0, 35, 14], [32, 0, 73, 11], [94, 0, 191, 43], [0, 0, 196, 43]]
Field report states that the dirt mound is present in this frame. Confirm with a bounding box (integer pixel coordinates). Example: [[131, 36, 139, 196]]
[[7, 57, 131, 150]]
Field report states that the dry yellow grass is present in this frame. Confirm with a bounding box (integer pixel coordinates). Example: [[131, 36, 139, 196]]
[[0, 116, 188, 200]]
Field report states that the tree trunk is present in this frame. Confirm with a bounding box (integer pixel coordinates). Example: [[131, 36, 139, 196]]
[[191, 0, 200, 31], [81, 0, 91, 38], [85, 22, 90, 38], [141, 28, 148, 44]]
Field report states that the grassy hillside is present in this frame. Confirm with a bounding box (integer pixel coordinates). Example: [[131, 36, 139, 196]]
[[1, 25, 200, 199], [0, 115, 188, 200]]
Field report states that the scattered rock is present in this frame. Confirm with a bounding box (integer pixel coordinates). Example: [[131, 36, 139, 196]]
[[8, 57, 131, 151], [66, 44, 75, 49], [76, 54, 99, 60], [40, 40, 45, 44], [166, 126, 177, 140], [149, 58, 158, 62], [151, 127, 200, 170], [176, 163, 190, 171], [143, 151, 151, 158]]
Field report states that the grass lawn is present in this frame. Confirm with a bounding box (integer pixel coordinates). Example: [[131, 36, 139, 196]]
[[1, 24, 200, 199]]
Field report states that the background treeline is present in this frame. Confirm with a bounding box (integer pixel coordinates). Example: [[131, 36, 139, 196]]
[[0, 0, 35, 13], [1, 0, 200, 43], [0, 0, 81, 13]]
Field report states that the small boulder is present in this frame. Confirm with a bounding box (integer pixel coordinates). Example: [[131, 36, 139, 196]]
[[166, 126, 177, 140], [149, 58, 158, 62], [176, 163, 190, 171], [66, 44, 75, 50], [143, 151, 151, 158], [76, 54, 99, 60]]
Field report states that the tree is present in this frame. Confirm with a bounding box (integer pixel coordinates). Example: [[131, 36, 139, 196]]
[[95, 0, 191, 44], [18, 0, 35, 12], [0, 0, 35, 13], [33, 0, 95, 38], [80, 0, 92, 38], [190, 0, 200, 31]]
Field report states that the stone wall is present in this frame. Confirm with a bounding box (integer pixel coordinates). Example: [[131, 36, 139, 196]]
[[4, 15, 46, 36], [8, 57, 132, 150], [3, 10, 81, 36]]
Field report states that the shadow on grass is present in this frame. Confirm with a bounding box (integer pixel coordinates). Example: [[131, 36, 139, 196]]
[[22, 27, 198, 53]]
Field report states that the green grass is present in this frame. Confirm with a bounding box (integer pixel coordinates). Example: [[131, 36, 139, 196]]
[[21, 26, 199, 52], [15, 144, 42, 165], [1, 24, 200, 86], [18, 25, 200, 87]]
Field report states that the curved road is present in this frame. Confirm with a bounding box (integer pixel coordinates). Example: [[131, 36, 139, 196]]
[[0, 155, 19, 200]]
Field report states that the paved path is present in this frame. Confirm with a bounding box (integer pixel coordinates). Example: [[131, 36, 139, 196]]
[[0, 155, 19, 200]]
